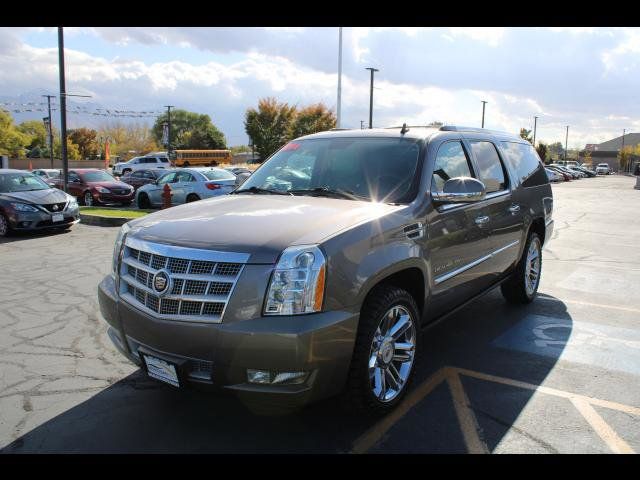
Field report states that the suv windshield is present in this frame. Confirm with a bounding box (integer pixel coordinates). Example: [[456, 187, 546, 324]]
[[236, 137, 422, 203], [81, 171, 117, 183], [0, 172, 51, 193]]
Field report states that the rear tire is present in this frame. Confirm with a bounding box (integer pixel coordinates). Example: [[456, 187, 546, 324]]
[[186, 194, 200, 203], [343, 284, 421, 415], [122, 168, 131, 175], [501, 232, 542, 304]]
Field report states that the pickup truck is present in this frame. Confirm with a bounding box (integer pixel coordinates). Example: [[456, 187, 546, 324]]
[[98, 125, 554, 414]]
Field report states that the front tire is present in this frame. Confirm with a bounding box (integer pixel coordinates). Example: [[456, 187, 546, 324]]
[[501, 232, 542, 304], [344, 285, 420, 415], [83, 191, 94, 207], [0, 213, 12, 237]]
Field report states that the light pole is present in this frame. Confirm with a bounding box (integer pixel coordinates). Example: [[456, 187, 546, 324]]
[[481, 100, 488, 128], [621, 129, 626, 172], [42, 95, 56, 169], [336, 27, 343, 128], [57, 27, 91, 192], [533, 116, 538, 147], [365, 67, 379, 129], [164, 105, 174, 162], [564, 126, 569, 162]]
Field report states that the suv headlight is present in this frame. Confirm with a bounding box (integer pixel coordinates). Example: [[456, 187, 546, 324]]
[[111, 222, 131, 278], [96, 186, 111, 194], [10, 202, 39, 212], [264, 245, 326, 315], [67, 197, 78, 209]]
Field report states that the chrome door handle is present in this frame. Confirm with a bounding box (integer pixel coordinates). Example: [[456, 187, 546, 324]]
[[508, 204, 521, 214], [475, 215, 490, 225]]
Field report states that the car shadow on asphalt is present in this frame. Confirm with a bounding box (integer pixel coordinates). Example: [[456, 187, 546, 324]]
[[0, 228, 72, 244], [1, 290, 571, 454]]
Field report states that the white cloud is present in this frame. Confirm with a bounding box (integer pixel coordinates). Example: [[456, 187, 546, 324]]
[[448, 27, 506, 47]]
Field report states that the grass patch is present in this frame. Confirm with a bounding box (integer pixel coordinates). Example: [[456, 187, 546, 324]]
[[80, 207, 151, 218]]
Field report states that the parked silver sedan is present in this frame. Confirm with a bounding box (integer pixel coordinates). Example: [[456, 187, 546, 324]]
[[135, 167, 237, 209]]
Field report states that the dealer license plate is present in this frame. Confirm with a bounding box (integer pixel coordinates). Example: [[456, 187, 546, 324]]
[[52, 213, 64, 222], [143, 354, 180, 387]]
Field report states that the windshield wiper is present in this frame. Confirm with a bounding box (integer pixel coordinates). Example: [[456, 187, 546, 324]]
[[232, 186, 292, 196], [288, 187, 369, 201]]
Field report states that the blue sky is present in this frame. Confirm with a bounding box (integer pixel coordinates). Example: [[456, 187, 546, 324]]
[[1, 27, 639, 147]]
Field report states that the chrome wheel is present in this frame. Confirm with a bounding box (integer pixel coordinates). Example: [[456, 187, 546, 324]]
[[0, 215, 8, 237], [84, 192, 93, 206], [368, 305, 417, 403], [525, 237, 541, 296]]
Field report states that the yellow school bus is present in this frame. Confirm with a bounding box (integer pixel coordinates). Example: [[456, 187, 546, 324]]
[[173, 150, 233, 167]]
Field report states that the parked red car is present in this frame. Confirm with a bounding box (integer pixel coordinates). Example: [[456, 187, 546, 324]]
[[119, 169, 166, 192], [50, 169, 135, 206]]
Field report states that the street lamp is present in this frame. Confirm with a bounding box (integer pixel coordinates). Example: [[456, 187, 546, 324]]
[[564, 126, 569, 162], [365, 67, 379, 129], [533, 116, 539, 147], [481, 101, 488, 128]]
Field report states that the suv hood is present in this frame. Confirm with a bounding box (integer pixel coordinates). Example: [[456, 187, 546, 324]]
[[127, 194, 406, 264], [1, 188, 69, 205]]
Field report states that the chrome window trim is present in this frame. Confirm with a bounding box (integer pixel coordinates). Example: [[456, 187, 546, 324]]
[[434, 239, 520, 285], [436, 189, 510, 212]]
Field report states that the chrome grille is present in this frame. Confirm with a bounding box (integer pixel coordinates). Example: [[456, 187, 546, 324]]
[[118, 238, 247, 323]]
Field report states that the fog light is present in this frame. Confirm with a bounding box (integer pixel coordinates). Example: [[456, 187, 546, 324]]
[[247, 369, 309, 385], [247, 369, 272, 384]]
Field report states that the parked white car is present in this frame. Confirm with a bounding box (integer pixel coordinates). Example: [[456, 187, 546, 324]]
[[595, 163, 611, 175], [112, 154, 171, 176]]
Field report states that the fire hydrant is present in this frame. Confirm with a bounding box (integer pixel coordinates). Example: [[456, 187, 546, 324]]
[[161, 183, 172, 209]]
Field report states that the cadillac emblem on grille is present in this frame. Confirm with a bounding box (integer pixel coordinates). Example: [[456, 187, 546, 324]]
[[152, 270, 171, 296]]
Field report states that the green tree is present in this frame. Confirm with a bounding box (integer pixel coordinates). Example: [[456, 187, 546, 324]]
[[0, 110, 30, 157], [288, 103, 336, 140], [68, 127, 99, 159], [244, 97, 297, 159], [53, 138, 81, 161], [18, 120, 48, 149], [97, 122, 160, 160], [152, 110, 226, 150], [547, 142, 565, 161], [519, 128, 533, 144], [536, 142, 548, 163]]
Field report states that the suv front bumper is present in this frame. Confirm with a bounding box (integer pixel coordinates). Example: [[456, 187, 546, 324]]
[[98, 275, 359, 409]]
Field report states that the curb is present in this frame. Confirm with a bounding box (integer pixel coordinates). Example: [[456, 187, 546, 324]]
[[80, 213, 132, 227]]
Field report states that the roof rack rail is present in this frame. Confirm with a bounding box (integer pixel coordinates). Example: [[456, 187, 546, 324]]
[[439, 125, 512, 136], [383, 125, 439, 129], [329, 128, 351, 131]]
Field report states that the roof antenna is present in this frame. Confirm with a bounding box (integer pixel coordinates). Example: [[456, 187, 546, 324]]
[[400, 123, 409, 134]]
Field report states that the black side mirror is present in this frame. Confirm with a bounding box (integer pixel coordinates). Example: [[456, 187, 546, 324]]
[[432, 177, 486, 203]]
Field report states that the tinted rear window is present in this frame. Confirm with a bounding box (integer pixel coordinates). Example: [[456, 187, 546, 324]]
[[468, 141, 507, 193], [500, 142, 548, 187]]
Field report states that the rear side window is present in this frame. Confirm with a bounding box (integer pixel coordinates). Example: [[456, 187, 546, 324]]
[[431, 141, 473, 193], [468, 141, 507, 193], [500, 142, 548, 187]]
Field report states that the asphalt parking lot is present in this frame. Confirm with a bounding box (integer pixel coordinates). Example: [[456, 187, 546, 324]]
[[1, 175, 639, 454]]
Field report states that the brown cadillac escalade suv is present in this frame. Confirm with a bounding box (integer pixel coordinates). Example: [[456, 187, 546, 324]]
[[98, 125, 554, 414]]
